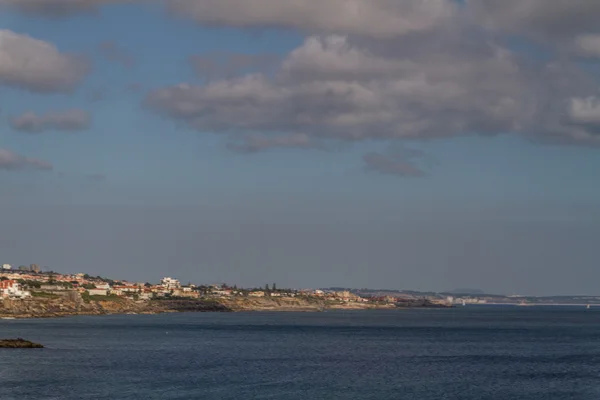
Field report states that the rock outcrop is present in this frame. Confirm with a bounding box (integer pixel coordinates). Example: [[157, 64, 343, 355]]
[[0, 339, 44, 348]]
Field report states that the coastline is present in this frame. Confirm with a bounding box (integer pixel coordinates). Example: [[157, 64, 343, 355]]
[[0, 296, 446, 319]]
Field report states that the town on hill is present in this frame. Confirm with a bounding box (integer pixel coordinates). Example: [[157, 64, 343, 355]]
[[0, 263, 446, 316], [1, 264, 599, 313]]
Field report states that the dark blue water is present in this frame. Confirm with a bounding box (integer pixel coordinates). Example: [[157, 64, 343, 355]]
[[1, 307, 600, 399]]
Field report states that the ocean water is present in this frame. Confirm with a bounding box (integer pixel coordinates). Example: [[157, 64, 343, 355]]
[[1, 307, 599, 399]]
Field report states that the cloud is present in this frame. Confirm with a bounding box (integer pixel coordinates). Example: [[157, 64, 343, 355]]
[[468, 0, 600, 43], [9, 109, 91, 133], [227, 133, 318, 153], [0, 30, 89, 93], [0, 148, 53, 171], [146, 1, 600, 152], [148, 34, 594, 143], [0, 0, 137, 16], [189, 52, 280, 81], [168, 0, 457, 38], [568, 97, 600, 127], [99, 41, 134, 68], [573, 35, 600, 58], [363, 148, 426, 178]]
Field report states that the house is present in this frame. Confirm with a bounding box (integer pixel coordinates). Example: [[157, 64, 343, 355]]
[[0, 280, 31, 299], [95, 283, 111, 290], [88, 288, 108, 296], [249, 291, 265, 297], [114, 285, 140, 294], [212, 289, 232, 297], [160, 277, 181, 289], [172, 289, 200, 298]]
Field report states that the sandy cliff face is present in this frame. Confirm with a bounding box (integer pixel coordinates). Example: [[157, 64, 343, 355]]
[[220, 297, 323, 312], [219, 296, 397, 312], [0, 297, 149, 318], [0, 294, 399, 319], [0, 297, 233, 318]]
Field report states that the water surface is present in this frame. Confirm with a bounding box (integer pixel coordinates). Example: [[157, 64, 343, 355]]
[[1, 306, 599, 399]]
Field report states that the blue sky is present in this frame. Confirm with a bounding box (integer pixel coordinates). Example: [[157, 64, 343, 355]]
[[1, 1, 600, 295]]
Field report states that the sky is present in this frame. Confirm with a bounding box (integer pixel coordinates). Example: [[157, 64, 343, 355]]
[[1, 0, 600, 295]]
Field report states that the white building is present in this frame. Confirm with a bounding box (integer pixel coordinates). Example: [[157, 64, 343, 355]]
[[95, 283, 111, 290], [2, 264, 12, 270], [88, 288, 109, 296], [161, 277, 181, 289], [0, 280, 31, 299]]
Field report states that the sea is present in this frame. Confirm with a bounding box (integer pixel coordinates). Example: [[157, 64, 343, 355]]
[[1, 306, 599, 399]]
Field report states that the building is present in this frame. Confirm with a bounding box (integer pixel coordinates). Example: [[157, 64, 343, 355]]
[[2, 264, 12, 270], [249, 291, 265, 297], [30, 264, 40, 273], [161, 277, 181, 289], [0, 280, 31, 299], [88, 288, 108, 296], [95, 283, 111, 290]]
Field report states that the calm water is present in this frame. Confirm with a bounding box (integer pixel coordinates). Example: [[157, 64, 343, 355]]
[[1, 307, 599, 399]]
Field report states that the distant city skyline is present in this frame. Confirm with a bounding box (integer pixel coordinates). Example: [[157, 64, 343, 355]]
[[1, 1, 600, 296]]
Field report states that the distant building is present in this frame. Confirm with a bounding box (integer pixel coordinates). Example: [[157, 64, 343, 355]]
[[88, 288, 108, 296], [30, 264, 40, 273], [95, 283, 111, 290], [0, 280, 31, 299], [18, 265, 29, 271], [2, 264, 12, 270], [161, 277, 181, 289]]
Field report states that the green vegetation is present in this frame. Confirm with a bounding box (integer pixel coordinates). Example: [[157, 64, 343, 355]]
[[31, 291, 59, 299], [81, 292, 123, 303], [17, 279, 41, 288]]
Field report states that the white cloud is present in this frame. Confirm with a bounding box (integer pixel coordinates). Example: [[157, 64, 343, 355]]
[[573, 35, 600, 58], [0, 0, 138, 16], [147, 30, 600, 147], [468, 0, 600, 41], [147, 35, 540, 140], [168, 0, 457, 38], [0, 148, 53, 171], [9, 109, 91, 133], [568, 97, 600, 126], [0, 30, 89, 93]]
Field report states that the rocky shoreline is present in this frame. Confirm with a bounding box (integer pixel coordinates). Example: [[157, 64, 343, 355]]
[[0, 296, 448, 319]]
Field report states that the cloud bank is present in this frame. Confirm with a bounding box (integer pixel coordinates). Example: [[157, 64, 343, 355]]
[[0, 148, 53, 171], [0, 30, 89, 93], [0, 0, 138, 16], [6, 0, 600, 177]]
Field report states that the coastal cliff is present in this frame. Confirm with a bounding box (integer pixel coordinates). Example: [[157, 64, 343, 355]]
[[220, 296, 397, 312], [0, 294, 443, 319], [0, 297, 230, 319]]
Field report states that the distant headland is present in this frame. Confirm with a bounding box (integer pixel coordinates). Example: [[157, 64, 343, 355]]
[[1, 265, 598, 319], [0, 266, 448, 319]]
